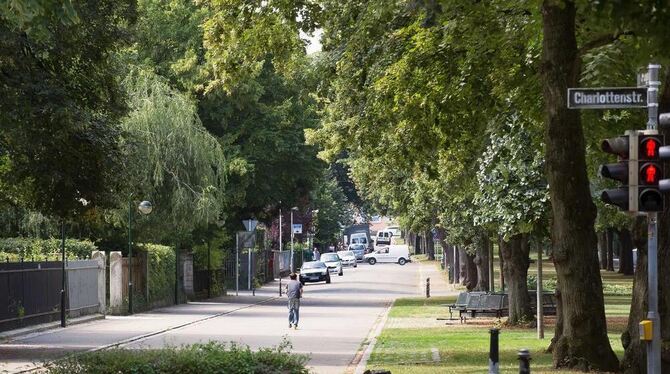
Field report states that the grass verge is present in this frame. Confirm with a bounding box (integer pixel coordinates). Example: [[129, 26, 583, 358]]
[[369, 291, 630, 373]]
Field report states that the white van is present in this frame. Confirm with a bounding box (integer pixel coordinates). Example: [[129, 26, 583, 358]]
[[364, 244, 410, 266], [385, 226, 402, 237], [375, 230, 393, 245], [349, 233, 368, 247]]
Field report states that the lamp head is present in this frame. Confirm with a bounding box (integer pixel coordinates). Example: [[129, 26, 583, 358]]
[[138, 201, 153, 215]]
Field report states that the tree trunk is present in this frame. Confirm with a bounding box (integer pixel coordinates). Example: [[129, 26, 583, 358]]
[[436, 228, 452, 281], [621, 216, 648, 373], [454, 245, 460, 283], [459, 247, 477, 291], [618, 228, 635, 276], [500, 234, 533, 324], [540, 1, 618, 370], [426, 230, 435, 261], [489, 240, 495, 292], [623, 69, 670, 372], [598, 231, 607, 269], [474, 234, 490, 292], [606, 229, 615, 271], [498, 236, 505, 291]]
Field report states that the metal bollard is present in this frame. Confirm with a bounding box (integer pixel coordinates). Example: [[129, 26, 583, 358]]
[[279, 277, 282, 296], [426, 277, 430, 298], [489, 328, 499, 374], [518, 349, 531, 374]]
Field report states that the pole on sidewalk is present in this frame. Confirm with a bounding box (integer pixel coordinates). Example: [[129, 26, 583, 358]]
[[426, 277, 430, 298], [60, 220, 66, 327], [489, 328, 499, 374], [537, 243, 544, 339], [248, 246, 252, 291], [207, 241, 211, 299], [128, 197, 134, 315], [236, 233, 239, 296], [646, 63, 662, 374]]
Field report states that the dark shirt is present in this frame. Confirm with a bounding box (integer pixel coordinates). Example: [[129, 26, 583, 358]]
[[286, 280, 303, 299]]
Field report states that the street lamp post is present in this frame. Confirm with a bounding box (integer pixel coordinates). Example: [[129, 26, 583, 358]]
[[290, 207, 298, 272], [128, 199, 152, 315], [311, 209, 319, 255]]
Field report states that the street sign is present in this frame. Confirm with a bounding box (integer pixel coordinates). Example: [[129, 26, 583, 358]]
[[237, 231, 255, 248], [292, 224, 302, 234], [567, 87, 647, 109], [242, 219, 258, 232]]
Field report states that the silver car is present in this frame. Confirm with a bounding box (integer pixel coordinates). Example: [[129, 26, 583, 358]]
[[320, 252, 343, 276], [337, 250, 357, 267], [348, 244, 366, 261]]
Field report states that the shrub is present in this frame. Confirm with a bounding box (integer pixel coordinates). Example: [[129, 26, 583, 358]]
[[46, 340, 309, 374], [139, 243, 176, 306], [603, 283, 632, 296], [0, 237, 97, 261], [526, 275, 557, 291]]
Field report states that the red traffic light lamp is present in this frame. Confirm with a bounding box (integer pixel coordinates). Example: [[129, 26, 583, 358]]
[[637, 132, 665, 212]]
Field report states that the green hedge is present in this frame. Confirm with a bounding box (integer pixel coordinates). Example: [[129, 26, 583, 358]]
[[139, 243, 176, 306], [0, 237, 97, 261], [46, 341, 309, 374]]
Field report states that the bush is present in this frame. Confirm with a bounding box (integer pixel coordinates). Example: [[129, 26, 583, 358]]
[[0, 237, 97, 261], [139, 243, 176, 306], [45, 340, 309, 374], [603, 283, 632, 296], [526, 275, 557, 291]]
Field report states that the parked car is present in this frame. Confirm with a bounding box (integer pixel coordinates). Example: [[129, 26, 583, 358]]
[[364, 244, 411, 266], [348, 244, 367, 261], [299, 261, 331, 284], [337, 250, 357, 267], [320, 252, 344, 276]]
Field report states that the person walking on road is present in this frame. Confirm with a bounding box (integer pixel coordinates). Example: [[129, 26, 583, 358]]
[[286, 273, 303, 329], [313, 247, 320, 261]]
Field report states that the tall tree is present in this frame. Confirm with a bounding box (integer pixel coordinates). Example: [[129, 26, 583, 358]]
[[540, 1, 618, 369], [118, 68, 227, 242], [0, 0, 135, 219]]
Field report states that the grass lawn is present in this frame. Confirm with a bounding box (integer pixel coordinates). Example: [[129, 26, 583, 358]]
[[367, 258, 633, 373]]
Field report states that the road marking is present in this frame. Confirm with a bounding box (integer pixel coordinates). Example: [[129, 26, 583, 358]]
[[431, 347, 440, 362]]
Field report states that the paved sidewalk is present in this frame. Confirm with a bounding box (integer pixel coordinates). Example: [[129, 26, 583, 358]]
[[418, 260, 460, 298], [0, 282, 281, 373]]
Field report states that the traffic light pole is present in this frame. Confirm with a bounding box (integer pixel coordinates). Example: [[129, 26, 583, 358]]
[[646, 63, 661, 374]]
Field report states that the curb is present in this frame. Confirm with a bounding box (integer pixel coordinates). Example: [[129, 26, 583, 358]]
[[0, 314, 105, 343], [350, 300, 393, 374]]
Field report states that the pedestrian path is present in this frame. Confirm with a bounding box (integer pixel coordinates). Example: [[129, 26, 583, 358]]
[[0, 281, 282, 373], [418, 260, 460, 297]]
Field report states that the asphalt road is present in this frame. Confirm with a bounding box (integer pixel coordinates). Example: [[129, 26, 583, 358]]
[[0, 261, 421, 374], [125, 261, 421, 373]]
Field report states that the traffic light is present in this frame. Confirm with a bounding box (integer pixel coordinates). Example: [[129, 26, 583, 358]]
[[637, 133, 664, 211], [599, 134, 631, 210], [600, 126, 670, 213]]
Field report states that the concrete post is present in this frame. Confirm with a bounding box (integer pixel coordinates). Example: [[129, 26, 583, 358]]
[[91, 251, 106, 314], [109, 251, 123, 313]]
